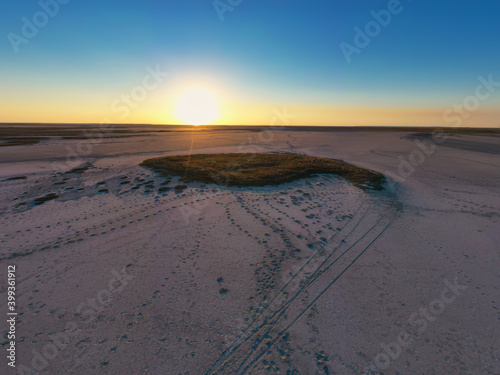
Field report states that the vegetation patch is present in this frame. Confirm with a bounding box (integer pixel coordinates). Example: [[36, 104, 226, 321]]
[[64, 164, 91, 174], [33, 193, 59, 205], [141, 153, 385, 190], [0, 138, 41, 147]]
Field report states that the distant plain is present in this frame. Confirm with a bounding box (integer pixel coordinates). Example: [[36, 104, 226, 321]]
[[0, 125, 498, 374]]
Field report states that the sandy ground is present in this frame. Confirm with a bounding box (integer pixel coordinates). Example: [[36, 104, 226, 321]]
[[0, 127, 499, 374]]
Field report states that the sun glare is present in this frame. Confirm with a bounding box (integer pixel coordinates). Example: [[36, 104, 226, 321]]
[[174, 88, 219, 125]]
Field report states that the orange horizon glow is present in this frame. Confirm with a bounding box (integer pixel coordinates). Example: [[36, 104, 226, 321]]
[[1, 76, 499, 128], [1, 102, 499, 128]]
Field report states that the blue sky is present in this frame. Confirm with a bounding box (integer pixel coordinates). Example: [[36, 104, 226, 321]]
[[1, 0, 499, 125]]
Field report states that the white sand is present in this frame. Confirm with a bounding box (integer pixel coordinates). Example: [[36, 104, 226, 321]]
[[0, 128, 498, 374]]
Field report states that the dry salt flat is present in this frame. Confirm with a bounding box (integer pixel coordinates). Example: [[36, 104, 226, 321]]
[[0, 127, 499, 374]]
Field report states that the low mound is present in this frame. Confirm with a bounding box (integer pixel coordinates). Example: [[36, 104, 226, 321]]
[[140, 153, 385, 190]]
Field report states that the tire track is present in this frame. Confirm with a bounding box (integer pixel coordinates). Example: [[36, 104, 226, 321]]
[[203, 198, 368, 375], [205, 198, 389, 374], [239, 201, 401, 374], [207, 198, 400, 374], [232, 204, 396, 373]]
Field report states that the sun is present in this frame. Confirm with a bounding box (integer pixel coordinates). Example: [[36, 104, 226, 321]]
[[174, 88, 220, 125]]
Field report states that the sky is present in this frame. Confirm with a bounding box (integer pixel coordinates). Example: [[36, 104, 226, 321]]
[[1, 0, 499, 127]]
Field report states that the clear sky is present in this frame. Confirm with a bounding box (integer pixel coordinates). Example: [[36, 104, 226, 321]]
[[1, 0, 499, 127]]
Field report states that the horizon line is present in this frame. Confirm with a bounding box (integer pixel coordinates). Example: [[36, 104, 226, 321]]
[[1, 122, 499, 130]]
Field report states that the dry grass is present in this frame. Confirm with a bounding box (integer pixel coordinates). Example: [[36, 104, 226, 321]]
[[141, 153, 385, 190], [0, 139, 41, 146]]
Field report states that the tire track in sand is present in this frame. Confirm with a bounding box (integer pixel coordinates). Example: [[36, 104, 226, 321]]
[[205, 197, 400, 374]]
